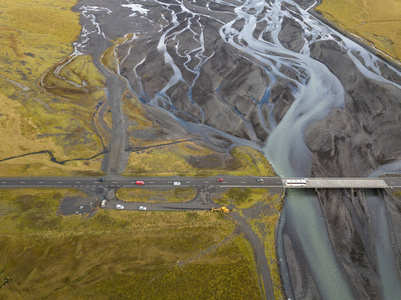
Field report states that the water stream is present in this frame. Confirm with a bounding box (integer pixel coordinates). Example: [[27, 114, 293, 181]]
[[72, 0, 401, 297]]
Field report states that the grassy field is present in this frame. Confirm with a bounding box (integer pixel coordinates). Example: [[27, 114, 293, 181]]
[[116, 187, 197, 203], [0, 0, 108, 176], [123, 144, 275, 177], [215, 187, 285, 299], [0, 189, 263, 299], [317, 0, 401, 63]]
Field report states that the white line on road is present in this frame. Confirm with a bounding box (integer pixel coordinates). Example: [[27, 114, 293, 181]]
[[39, 182, 44, 184], [204, 181, 209, 183], [76, 182, 81, 183], [113, 182, 118, 183], [1, 182, 6, 184], [149, 181, 155, 183], [20, 182, 25, 184], [57, 182, 63, 184], [241, 182, 246, 183]]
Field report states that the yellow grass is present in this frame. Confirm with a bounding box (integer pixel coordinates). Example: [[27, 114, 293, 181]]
[[0, 0, 81, 87], [0, 0, 110, 176], [123, 143, 275, 177], [0, 189, 262, 299], [317, 0, 401, 63], [116, 187, 197, 203], [216, 188, 284, 299]]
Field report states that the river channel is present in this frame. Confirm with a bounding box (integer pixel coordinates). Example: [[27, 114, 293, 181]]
[[72, 0, 401, 298]]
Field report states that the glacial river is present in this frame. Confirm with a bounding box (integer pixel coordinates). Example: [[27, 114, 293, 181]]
[[73, 0, 401, 298]]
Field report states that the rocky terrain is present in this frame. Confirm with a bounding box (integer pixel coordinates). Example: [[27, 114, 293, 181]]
[[70, 0, 401, 298]]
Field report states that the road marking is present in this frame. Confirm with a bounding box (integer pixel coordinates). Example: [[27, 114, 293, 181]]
[[113, 181, 118, 183], [20, 182, 25, 184], [1, 182, 6, 184], [76, 182, 81, 183], [57, 182, 63, 184], [204, 181, 209, 183], [241, 182, 246, 183], [149, 181, 155, 183], [39, 182, 44, 184]]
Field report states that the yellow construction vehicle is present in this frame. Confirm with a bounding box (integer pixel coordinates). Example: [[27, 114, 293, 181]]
[[211, 206, 230, 213]]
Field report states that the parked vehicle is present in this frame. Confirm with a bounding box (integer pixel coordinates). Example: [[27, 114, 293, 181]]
[[211, 206, 231, 213], [101, 199, 107, 208]]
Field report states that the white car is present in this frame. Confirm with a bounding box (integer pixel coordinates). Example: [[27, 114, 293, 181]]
[[139, 206, 147, 211], [116, 204, 124, 210], [173, 182, 181, 186]]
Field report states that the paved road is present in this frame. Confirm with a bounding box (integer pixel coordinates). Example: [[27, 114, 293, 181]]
[[0, 176, 282, 189], [0, 176, 398, 189], [229, 213, 275, 300]]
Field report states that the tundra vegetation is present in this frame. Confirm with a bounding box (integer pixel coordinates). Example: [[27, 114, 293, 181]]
[[0, 0, 105, 176], [0, 0, 282, 298], [317, 0, 401, 63], [0, 0, 274, 178], [0, 189, 263, 299], [116, 187, 197, 203], [216, 188, 284, 299]]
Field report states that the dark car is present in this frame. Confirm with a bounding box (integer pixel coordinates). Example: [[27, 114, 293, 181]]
[[98, 178, 104, 182]]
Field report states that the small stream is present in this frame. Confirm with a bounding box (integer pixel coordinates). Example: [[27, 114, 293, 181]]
[[71, 0, 401, 297]]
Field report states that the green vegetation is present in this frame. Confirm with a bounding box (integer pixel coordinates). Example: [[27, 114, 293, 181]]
[[116, 187, 197, 203], [0, 189, 262, 299], [123, 144, 275, 177], [317, 0, 401, 63], [215, 188, 284, 298], [0, 0, 107, 176]]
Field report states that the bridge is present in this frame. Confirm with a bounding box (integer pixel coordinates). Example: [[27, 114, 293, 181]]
[[0, 176, 399, 189], [283, 178, 392, 189]]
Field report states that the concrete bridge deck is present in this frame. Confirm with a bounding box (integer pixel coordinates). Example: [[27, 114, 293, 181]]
[[284, 178, 389, 189]]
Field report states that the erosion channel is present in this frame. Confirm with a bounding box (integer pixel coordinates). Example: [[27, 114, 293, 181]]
[[73, 0, 401, 298]]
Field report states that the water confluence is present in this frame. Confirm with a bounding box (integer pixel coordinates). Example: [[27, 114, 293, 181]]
[[71, 0, 401, 298]]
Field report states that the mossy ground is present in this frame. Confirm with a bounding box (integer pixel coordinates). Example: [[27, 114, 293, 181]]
[[215, 188, 285, 299], [317, 0, 401, 63], [0, 0, 107, 176], [0, 189, 263, 299], [116, 187, 197, 203], [123, 144, 275, 177]]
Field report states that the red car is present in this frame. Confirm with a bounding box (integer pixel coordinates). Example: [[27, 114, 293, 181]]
[[217, 178, 223, 182], [136, 181, 145, 185]]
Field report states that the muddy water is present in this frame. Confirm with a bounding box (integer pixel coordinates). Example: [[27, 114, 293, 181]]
[[71, 0, 401, 298]]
